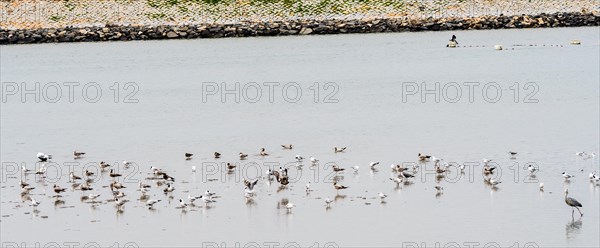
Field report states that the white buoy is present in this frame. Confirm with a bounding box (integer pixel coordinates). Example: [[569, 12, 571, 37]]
[[570, 39, 581, 45], [494, 45, 503, 50]]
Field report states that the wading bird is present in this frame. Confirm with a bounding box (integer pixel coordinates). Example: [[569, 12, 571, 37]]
[[564, 189, 583, 217]]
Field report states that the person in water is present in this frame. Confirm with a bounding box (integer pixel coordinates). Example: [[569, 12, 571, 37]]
[[446, 35, 458, 47]]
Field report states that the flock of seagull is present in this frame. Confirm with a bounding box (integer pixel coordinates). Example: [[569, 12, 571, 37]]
[[15, 147, 599, 217]]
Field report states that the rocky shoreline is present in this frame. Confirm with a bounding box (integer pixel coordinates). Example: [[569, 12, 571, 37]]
[[1, 12, 599, 45]]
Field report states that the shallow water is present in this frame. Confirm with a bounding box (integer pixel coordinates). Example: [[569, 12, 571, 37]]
[[1, 27, 599, 247]]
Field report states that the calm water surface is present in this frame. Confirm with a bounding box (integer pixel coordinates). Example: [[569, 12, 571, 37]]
[[1, 27, 599, 247]]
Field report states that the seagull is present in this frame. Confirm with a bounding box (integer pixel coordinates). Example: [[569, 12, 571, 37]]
[[79, 184, 93, 191], [489, 178, 502, 186], [325, 198, 333, 208], [20, 180, 29, 188], [305, 182, 311, 193], [483, 159, 493, 164], [110, 181, 126, 191], [310, 157, 319, 164], [295, 155, 304, 161], [150, 166, 163, 174], [21, 165, 32, 173], [138, 181, 151, 189], [370, 162, 380, 168], [188, 194, 202, 204], [332, 165, 345, 173], [564, 189, 583, 217], [35, 164, 46, 175], [244, 186, 256, 198], [434, 185, 444, 192], [192, 166, 196, 173], [333, 182, 349, 191], [30, 198, 41, 207], [163, 183, 174, 193], [459, 164, 465, 172], [73, 150, 85, 158], [351, 166, 359, 173], [285, 203, 295, 213], [122, 161, 132, 168], [37, 152, 52, 162], [99, 161, 110, 170], [88, 193, 101, 201], [199, 195, 216, 206], [527, 165, 537, 174], [418, 153, 431, 161], [378, 192, 388, 202], [244, 179, 259, 191], [85, 170, 95, 177], [590, 173, 600, 183], [53, 184, 66, 194], [113, 190, 126, 198], [401, 171, 415, 179], [227, 162, 236, 171], [161, 173, 175, 182], [539, 183, 544, 191], [204, 190, 216, 198], [589, 172, 596, 180], [562, 172, 575, 180], [114, 198, 126, 209], [509, 151, 517, 158], [239, 152, 248, 160], [214, 152, 221, 159], [483, 165, 496, 174], [391, 164, 408, 172], [109, 169, 122, 178], [146, 199, 161, 209], [575, 152, 586, 156], [281, 144, 293, 149], [179, 199, 188, 208], [185, 153, 193, 159], [69, 172, 82, 181], [334, 147, 347, 153], [259, 148, 269, 156]]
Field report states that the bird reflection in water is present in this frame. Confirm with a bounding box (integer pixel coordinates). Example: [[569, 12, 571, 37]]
[[566, 217, 582, 240]]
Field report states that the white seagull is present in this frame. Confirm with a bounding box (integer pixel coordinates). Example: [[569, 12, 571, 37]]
[[295, 155, 304, 161], [370, 161, 380, 168], [88, 194, 101, 201], [199, 195, 216, 206], [562, 172, 575, 180], [178, 199, 188, 208], [30, 198, 40, 207], [204, 190, 217, 198], [527, 165, 537, 174], [188, 194, 202, 204], [310, 157, 319, 164], [539, 183, 544, 191], [286, 203, 296, 213], [325, 198, 333, 208], [146, 199, 161, 209], [378, 192, 388, 202], [489, 178, 502, 186], [37, 152, 52, 162]]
